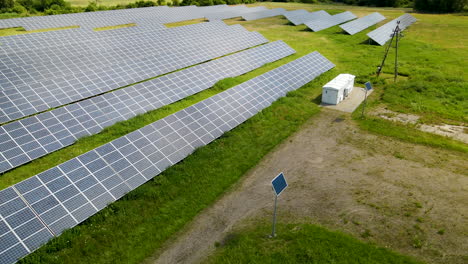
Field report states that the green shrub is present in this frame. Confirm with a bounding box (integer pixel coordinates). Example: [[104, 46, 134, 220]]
[[0, 0, 14, 9]]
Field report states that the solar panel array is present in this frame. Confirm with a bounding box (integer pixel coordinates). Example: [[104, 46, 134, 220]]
[[339, 12, 385, 35], [367, 13, 417, 45], [0, 41, 295, 174], [304, 11, 357, 32], [205, 6, 267, 21], [284, 10, 330, 26], [0, 51, 334, 264], [0, 22, 235, 84], [0, 5, 243, 31], [242, 8, 286, 21], [0, 22, 245, 89], [0, 26, 269, 123], [0, 5, 280, 31]]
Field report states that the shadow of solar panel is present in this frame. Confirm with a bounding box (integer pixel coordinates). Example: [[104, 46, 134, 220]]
[[304, 11, 357, 32], [1, 50, 334, 264], [340, 12, 385, 35], [366, 13, 416, 45]]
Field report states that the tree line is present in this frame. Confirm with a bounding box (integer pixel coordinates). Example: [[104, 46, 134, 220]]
[[0, 0, 466, 19]]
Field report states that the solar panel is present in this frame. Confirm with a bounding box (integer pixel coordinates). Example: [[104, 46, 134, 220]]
[[241, 8, 286, 21], [367, 13, 416, 45], [205, 6, 266, 21], [0, 40, 295, 174], [0, 51, 334, 264], [0, 30, 268, 123], [285, 10, 330, 26], [0, 21, 229, 69], [0, 5, 210, 31], [0, 187, 54, 264], [304, 11, 357, 32], [0, 23, 240, 88], [0, 23, 167, 54], [339, 12, 385, 35]]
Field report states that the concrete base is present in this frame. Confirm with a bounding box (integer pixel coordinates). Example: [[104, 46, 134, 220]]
[[320, 87, 373, 113]]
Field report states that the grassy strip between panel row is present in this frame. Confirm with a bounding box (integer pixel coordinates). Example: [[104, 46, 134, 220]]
[[17, 73, 330, 263], [205, 222, 423, 264]]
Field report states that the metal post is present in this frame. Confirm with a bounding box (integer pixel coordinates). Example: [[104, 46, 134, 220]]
[[394, 24, 400, 82], [361, 87, 368, 119], [377, 21, 399, 77], [270, 194, 278, 238]]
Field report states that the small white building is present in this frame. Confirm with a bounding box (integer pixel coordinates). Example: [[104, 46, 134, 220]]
[[321, 74, 356, 105]]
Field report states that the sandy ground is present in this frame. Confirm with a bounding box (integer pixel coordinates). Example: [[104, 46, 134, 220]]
[[147, 110, 468, 264]]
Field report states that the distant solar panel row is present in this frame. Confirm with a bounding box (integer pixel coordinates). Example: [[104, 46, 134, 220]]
[[0, 51, 334, 264], [0, 30, 268, 123], [367, 13, 416, 45], [0, 23, 240, 88], [305, 11, 357, 32], [0, 21, 229, 68], [205, 6, 267, 21], [0, 23, 168, 53], [242, 8, 286, 21], [340, 12, 385, 35], [0, 41, 295, 174], [285, 10, 330, 26], [0, 6, 172, 30], [0, 5, 238, 31]]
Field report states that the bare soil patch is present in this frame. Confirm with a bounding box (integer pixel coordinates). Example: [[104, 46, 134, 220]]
[[147, 110, 467, 264], [374, 108, 468, 144]]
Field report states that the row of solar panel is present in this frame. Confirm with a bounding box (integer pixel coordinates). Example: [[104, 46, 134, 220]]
[[0, 5, 192, 30], [0, 5, 273, 31], [0, 22, 240, 88], [282, 9, 415, 44], [0, 51, 335, 264], [0, 41, 295, 174], [0, 26, 268, 123]]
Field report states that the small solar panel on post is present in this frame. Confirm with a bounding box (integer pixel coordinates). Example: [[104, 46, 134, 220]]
[[270, 172, 288, 238]]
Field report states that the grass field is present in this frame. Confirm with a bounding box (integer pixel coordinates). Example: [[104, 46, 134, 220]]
[[0, 2, 466, 264], [205, 222, 423, 264]]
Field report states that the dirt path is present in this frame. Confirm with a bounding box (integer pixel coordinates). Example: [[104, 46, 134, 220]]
[[146, 110, 468, 264]]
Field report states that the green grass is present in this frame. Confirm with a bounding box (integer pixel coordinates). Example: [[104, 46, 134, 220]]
[[0, 2, 466, 263], [205, 222, 423, 264]]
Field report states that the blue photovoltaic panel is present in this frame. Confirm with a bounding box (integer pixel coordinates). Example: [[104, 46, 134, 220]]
[[339, 12, 385, 35], [272, 173, 288, 196], [0, 41, 295, 173], [0, 51, 335, 264]]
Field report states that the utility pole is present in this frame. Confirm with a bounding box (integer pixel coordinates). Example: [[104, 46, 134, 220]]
[[376, 21, 401, 82], [394, 24, 400, 82]]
